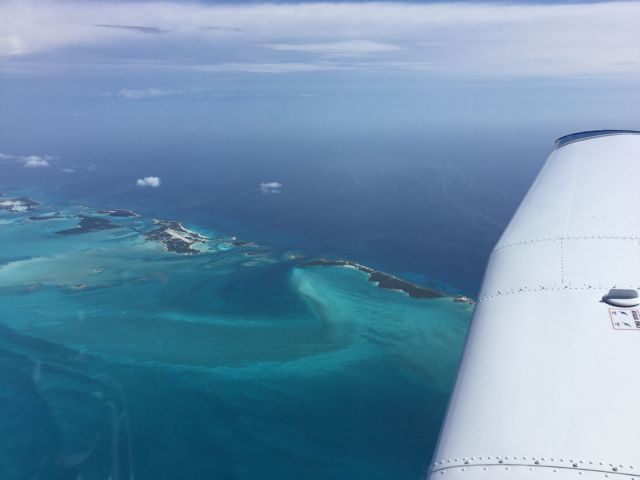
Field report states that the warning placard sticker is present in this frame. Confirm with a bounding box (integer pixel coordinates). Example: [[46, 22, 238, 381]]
[[609, 308, 640, 330]]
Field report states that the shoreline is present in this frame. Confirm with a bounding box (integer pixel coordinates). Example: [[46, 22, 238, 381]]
[[299, 259, 475, 304], [301, 259, 439, 299], [0, 189, 472, 299]]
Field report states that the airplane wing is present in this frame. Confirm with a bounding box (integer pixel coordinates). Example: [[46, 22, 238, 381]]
[[427, 130, 640, 479]]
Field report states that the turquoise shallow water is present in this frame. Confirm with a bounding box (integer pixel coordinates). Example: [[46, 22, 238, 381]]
[[0, 194, 472, 480]]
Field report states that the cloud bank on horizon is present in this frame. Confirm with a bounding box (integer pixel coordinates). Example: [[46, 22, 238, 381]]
[[117, 88, 176, 100], [1, 1, 639, 78]]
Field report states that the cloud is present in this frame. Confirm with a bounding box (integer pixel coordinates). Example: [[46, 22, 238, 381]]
[[1, 1, 640, 77], [260, 181, 283, 194], [23, 155, 51, 168], [136, 176, 161, 188], [201, 26, 243, 33], [263, 40, 401, 58], [118, 88, 175, 99], [94, 24, 168, 34], [0, 153, 53, 167], [193, 63, 341, 74]]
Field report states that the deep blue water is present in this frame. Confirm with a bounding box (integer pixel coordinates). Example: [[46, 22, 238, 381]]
[[0, 115, 549, 296]]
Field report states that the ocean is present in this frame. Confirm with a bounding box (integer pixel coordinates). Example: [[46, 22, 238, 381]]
[[0, 100, 551, 479]]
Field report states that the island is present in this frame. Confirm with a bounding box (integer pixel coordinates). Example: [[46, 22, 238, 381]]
[[145, 220, 208, 254], [29, 212, 65, 221], [300, 259, 450, 300], [453, 295, 474, 304], [0, 196, 40, 213], [231, 240, 256, 247], [96, 209, 139, 217], [56, 215, 121, 235]]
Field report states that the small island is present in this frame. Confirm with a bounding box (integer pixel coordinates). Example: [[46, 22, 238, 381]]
[[56, 215, 121, 235], [453, 295, 474, 304], [145, 220, 208, 254], [231, 240, 256, 247], [96, 209, 139, 217], [299, 259, 447, 299], [29, 212, 65, 221], [0, 196, 40, 213]]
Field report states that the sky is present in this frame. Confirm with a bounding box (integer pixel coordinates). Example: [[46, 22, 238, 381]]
[[2, 0, 639, 133], [2, 0, 639, 183], [2, 0, 639, 102], [2, 0, 640, 79], [3, 0, 640, 77]]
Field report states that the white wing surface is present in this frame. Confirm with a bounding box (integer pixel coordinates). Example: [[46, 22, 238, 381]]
[[427, 131, 640, 479]]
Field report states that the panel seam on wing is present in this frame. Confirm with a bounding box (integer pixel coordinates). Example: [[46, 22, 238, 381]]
[[430, 463, 637, 477], [494, 235, 640, 252], [477, 283, 640, 302]]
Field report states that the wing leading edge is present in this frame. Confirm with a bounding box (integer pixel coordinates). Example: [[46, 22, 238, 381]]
[[427, 131, 640, 479]]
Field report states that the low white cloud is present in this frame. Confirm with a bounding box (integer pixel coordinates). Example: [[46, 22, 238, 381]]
[[61, 167, 75, 173], [136, 176, 161, 188], [0, 153, 54, 167], [193, 63, 341, 74], [118, 88, 175, 99], [260, 181, 283, 194], [22, 155, 51, 168], [263, 40, 401, 57], [94, 24, 168, 35]]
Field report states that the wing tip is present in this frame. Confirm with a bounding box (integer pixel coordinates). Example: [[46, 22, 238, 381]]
[[555, 130, 640, 150]]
